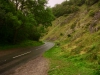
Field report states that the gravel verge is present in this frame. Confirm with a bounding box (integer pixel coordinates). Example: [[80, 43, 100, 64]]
[[8, 55, 49, 75]]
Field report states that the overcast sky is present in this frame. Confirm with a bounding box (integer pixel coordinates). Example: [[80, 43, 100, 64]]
[[47, 0, 66, 7]]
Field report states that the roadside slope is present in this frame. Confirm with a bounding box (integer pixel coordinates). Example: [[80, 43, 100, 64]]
[[43, 3, 100, 75]]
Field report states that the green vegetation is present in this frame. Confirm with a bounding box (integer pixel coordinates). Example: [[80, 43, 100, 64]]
[[52, 0, 99, 18], [0, 0, 54, 45], [0, 40, 43, 50], [52, 0, 80, 17], [44, 47, 99, 75], [42, 0, 100, 75], [89, 10, 95, 17]]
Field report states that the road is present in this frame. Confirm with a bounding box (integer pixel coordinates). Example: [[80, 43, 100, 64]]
[[0, 42, 54, 75]]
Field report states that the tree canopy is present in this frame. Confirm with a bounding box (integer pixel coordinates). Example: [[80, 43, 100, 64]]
[[52, 0, 99, 17], [0, 0, 54, 44]]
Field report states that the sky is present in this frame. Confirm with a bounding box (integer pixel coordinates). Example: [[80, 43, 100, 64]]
[[47, 0, 66, 7]]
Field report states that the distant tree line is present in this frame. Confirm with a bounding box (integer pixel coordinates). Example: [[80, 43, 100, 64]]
[[0, 0, 54, 44], [52, 0, 99, 17]]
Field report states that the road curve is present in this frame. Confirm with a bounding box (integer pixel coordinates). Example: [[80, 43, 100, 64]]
[[0, 42, 55, 75]]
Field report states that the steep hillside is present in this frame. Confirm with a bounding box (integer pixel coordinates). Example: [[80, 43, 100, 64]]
[[42, 3, 100, 55], [43, 2, 100, 75]]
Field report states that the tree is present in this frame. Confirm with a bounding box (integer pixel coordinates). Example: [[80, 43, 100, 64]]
[[52, 0, 79, 17], [85, 0, 99, 5], [0, 0, 54, 44]]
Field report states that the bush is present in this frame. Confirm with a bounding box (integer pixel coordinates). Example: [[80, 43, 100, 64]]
[[71, 22, 76, 29], [98, 1, 100, 7], [95, 67, 100, 75], [60, 33, 63, 36], [85, 0, 99, 5], [89, 10, 95, 17], [67, 34, 71, 37]]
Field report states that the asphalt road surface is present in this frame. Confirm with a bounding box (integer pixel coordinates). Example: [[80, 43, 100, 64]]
[[0, 42, 55, 75]]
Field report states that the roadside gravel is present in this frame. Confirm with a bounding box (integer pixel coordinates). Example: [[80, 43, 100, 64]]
[[8, 55, 49, 75]]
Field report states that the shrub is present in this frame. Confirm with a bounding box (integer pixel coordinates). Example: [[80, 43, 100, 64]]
[[67, 34, 71, 37], [98, 1, 100, 7], [60, 33, 63, 36], [89, 10, 95, 17], [85, 0, 99, 5], [95, 67, 100, 75], [71, 22, 76, 29]]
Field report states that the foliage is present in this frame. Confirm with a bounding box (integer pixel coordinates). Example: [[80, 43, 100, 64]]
[[0, 40, 43, 50], [52, 0, 99, 18], [0, 0, 54, 44], [98, 1, 100, 7], [60, 33, 63, 36], [70, 0, 85, 6], [85, 0, 99, 5], [89, 10, 95, 17], [44, 47, 97, 75], [70, 22, 76, 29], [42, 1, 100, 75], [52, 0, 81, 17]]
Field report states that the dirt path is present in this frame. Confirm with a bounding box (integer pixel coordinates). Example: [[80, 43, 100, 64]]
[[8, 55, 49, 75]]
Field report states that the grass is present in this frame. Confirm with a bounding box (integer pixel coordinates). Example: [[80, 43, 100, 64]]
[[0, 40, 43, 50], [43, 30, 100, 75], [42, 3, 100, 75], [44, 46, 100, 75]]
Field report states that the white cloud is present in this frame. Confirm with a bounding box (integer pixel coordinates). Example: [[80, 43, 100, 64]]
[[47, 0, 66, 7]]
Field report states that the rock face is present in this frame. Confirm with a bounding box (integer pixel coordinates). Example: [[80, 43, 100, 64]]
[[89, 11, 100, 33]]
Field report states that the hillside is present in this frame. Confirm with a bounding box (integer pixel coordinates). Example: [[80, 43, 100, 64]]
[[42, 2, 100, 75]]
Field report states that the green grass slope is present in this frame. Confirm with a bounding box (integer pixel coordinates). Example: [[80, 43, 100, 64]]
[[43, 3, 100, 75]]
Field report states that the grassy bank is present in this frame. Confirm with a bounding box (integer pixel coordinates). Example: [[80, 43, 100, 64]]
[[44, 46, 100, 75], [42, 3, 100, 75], [0, 40, 43, 50]]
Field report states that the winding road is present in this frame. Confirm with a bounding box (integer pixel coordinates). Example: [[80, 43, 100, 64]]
[[0, 42, 54, 75]]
